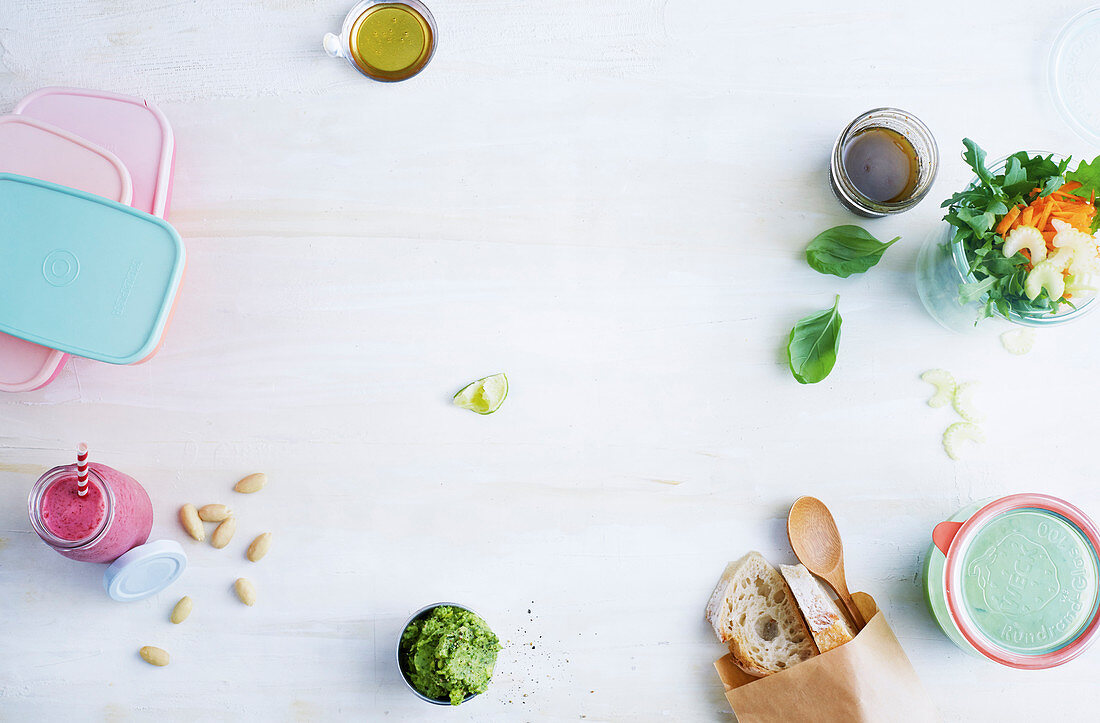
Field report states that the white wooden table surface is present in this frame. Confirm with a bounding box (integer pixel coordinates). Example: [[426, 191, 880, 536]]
[[3, 1, 1100, 720]]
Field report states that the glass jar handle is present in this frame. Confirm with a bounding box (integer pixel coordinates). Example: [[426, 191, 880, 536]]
[[322, 33, 344, 58], [932, 521, 963, 556]]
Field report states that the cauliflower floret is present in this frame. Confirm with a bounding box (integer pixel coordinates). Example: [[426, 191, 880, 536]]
[[1051, 219, 1100, 276], [1025, 262, 1066, 301], [1071, 255, 1100, 277], [1002, 225, 1047, 263], [1066, 277, 1098, 297], [1051, 218, 1092, 251], [1045, 246, 1074, 271]]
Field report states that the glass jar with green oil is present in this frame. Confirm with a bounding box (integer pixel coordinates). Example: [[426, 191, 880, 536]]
[[323, 0, 437, 82], [830, 108, 938, 217]]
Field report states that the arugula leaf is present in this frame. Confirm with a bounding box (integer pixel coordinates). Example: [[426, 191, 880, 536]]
[[955, 207, 998, 236], [959, 276, 997, 304], [1001, 159, 1038, 198], [1066, 156, 1100, 231], [1003, 156, 1026, 189], [1040, 157, 1071, 197], [787, 296, 842, 384], [962, 138, 994, 188], [941, 187, 995, 209], [805, 226, 900, 278], [981, 254, 1024, 276], [1067, 156, 1100, 196], [943, 140, 1070, 320]]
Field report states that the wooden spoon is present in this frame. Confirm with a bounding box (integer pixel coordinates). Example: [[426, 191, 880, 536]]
[[787, 496, 867, 631]]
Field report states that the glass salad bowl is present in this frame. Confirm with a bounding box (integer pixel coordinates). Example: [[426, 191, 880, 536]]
[[916, 151, 1098, 332]]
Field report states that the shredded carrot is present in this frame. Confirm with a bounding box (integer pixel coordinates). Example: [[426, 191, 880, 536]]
[[998, 182, 1097, 247], [996, 206, 1022, 235], [1035, 198, 1054, 235]]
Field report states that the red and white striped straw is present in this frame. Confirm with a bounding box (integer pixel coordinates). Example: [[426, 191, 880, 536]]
[[76, 443, 90, 497]]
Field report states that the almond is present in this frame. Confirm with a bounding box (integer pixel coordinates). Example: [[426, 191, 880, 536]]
[[210, 517, 237, 549], [246, 533, 272, 562], [198, 504, 232, 522], [234, 472, 266, 494], [139, 646, 169, 666], [179, 504, 204, 542], [170, 596, 193, 624], [234, 577, 256, 606]]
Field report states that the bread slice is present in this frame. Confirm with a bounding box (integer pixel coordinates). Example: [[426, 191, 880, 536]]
[[780, 563, 856, 653], [705, 551, 818, 676]]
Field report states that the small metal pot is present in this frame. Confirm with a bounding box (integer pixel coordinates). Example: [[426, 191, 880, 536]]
[[396, 602, 481, 705]]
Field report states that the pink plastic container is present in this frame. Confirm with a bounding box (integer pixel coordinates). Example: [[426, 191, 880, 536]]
[[28, 462, 154, 564], [0, 115, 133, 392], [0, 87, 180, 389], [0, 116, 132, 203], [15, 87, 175, 218]]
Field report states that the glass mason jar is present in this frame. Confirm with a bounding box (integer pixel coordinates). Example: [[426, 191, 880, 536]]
[[830, 108, 939, 217], [28, 463, 154, 563], [323, 0, 438, 82], [915, 152, 1097, 332], [923, 494, 1100, 669]]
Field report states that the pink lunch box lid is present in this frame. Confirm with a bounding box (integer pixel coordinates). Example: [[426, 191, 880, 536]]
[[15, 87, 175, 218], [0, 116, 133, 204], [0, 115, 135, 393]]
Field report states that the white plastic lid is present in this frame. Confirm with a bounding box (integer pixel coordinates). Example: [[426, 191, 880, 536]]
[[1049, 7, 1100, 146], [102, 539, 187, 602]]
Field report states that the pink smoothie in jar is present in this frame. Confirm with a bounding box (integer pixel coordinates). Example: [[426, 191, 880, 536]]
[[29, 463, 153, 563]]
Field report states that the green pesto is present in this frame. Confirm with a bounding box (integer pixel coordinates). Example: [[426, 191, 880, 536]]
[[400, 606, 500, 705]]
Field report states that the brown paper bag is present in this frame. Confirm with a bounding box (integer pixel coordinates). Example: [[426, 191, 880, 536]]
[[713, 593, 939, 723]]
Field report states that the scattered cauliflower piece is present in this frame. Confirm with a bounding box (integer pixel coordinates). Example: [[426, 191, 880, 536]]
[[920, 369, 955, 408], [943, 423, 985, 461], [952, 382, 984, 423], [1003, 225, 1047, 264], [1000, 329, 1035, 355]]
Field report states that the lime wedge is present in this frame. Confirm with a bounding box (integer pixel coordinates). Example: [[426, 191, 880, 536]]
[[453, 374, 508, 415]]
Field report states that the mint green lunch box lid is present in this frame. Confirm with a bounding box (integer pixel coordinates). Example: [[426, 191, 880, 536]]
[[924, 494, 1100, 669], [0, 173, 185, 365]]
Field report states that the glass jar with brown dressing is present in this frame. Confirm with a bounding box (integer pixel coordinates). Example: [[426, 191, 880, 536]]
[[830, 108, 938, 217]]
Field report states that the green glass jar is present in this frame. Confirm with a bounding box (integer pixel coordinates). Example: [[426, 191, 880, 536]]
[[923, 494, 1100, 668]]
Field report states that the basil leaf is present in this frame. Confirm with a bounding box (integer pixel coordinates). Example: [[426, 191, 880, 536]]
[[805, 225, 900, 278], [787, 296, 842, 384]]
